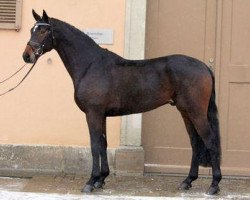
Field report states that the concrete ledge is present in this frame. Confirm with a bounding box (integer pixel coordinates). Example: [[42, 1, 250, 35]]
[[0, 144, 144, 177], [0, 145, 115, 177]]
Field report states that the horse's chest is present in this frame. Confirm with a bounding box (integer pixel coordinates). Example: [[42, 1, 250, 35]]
[[74, 93, 87, 112], [74, 82, 109, 112]]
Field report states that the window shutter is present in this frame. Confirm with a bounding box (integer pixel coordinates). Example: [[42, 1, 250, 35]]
[[0, 0, 22, 31]]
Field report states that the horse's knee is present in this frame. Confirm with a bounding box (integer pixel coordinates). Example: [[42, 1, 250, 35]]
[[99, 133, 109, 155]]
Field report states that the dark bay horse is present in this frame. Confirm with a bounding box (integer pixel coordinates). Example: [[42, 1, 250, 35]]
[[23, 10, 222, 195]]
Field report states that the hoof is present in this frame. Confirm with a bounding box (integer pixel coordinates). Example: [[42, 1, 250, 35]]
[[81, 184, 94, 193], [207, 186, 220, 195], [179, 182, 192, 191], [94, 181, 105, 189]]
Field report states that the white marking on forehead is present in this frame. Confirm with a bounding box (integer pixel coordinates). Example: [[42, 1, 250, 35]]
[[33, 23, 50, 32]]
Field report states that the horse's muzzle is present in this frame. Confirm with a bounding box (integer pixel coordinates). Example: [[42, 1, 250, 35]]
[[23, 45, 36, 63]]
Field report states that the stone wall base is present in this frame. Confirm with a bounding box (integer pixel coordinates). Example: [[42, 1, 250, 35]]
[[0, 145, 144, 177], [115, 146, 144, 176]]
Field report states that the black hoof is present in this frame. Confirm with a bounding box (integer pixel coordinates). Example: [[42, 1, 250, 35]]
[[207, 186, 220, 195], [81, 184, 94, 193], [94, 181, 105, 189], [179, 182, 192, 190]]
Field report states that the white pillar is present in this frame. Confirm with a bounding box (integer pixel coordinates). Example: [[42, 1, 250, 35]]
[[121, 0, 147, 147]]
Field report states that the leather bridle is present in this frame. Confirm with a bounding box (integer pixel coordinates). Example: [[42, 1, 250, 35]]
[[0, 22, 55, 96], [27, 22, 55, 56]]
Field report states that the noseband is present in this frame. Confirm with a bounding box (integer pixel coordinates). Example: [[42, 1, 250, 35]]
[[27, 22, 55, 56], [28, 40, 45, 56]]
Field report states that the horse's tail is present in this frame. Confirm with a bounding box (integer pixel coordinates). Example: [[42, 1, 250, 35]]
[[199, 67, 221, 167]]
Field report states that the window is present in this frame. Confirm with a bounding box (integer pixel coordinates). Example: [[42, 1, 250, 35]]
[[0, 0, 22, 31]]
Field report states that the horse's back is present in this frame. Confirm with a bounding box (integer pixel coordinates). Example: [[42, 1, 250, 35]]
[[107, 54, 212, 115]]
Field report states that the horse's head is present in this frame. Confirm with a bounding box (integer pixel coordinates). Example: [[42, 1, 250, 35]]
[[23, 10, 54, 63]]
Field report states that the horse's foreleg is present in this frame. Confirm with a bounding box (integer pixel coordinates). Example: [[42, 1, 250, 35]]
[[94, 118, 110, 189], [179, 113, 200, 190], [82, 110, 106, 193]]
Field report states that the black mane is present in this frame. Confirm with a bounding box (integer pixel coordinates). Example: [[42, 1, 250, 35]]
[[51, 18, 101, 50], [50, 18, 155, 68]]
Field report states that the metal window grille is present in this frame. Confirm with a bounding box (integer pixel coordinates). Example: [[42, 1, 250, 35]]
[[0, 0, 22, 31]]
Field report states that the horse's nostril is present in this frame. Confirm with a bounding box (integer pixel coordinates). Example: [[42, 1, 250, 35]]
[[23, 53, 30, 62]]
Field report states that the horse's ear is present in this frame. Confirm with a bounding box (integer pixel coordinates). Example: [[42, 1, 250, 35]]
[[32, 9, 41, 21], [42, 10, 50, 23]]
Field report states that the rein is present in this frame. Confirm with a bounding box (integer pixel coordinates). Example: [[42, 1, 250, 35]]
[[0, 63, 27, 84], [0, 61, 37, 97], [0, 21, 55, 97]]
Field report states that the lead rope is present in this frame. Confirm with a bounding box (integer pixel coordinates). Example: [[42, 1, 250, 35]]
[[0, 61, 37, 97]]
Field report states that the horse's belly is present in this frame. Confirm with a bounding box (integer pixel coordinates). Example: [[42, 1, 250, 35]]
[[106, 93, 172, 116]]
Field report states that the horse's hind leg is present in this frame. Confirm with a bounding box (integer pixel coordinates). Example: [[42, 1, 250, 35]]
[[179, 113, 201, 190], [191, 115, 222, 195]]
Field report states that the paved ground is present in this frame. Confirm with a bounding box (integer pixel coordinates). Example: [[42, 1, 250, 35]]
[[0, 175, 249, 199]]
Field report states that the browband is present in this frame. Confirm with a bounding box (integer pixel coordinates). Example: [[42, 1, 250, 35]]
[[33, 22, 51, 32]]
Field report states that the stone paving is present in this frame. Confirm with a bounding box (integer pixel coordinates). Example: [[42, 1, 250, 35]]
[[0, 175, 249, 199]]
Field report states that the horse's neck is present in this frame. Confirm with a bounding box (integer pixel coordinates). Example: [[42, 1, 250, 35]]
[[53, 20, 104, 85]]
